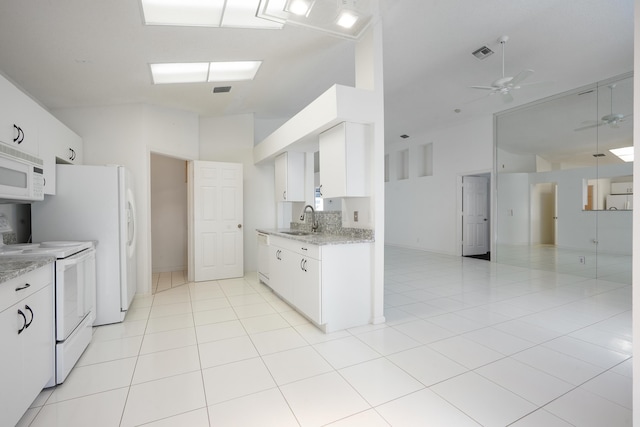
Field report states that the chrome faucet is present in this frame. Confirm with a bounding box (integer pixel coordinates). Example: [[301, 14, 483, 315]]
[[300, 205, 319, 232]]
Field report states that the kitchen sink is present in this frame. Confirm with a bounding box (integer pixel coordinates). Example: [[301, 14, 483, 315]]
[[281, 231, 312, 236]]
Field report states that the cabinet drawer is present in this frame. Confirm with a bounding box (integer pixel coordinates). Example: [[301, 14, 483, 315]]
[[270, 236, 320, 259], [0, 264, 53, 313]]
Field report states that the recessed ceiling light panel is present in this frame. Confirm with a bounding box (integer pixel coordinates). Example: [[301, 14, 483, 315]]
[[150, 61, 262, 84], [609, 146, 634, 162], [284, 0, 315, 17], [336, 10, 358, 29], [208, 61, 262, 82], [141, 0, 282, 29], [150, 62, 209, 84], [141, 0, 224, 26]]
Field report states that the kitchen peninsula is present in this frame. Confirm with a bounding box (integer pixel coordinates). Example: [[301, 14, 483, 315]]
[[257, 228, 373, 333]]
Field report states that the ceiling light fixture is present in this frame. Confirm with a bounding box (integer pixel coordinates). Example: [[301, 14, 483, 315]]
[[140, 0, 282, 29], [150, 61, 262, 84], [150, 62, 209, 84], [609, 146, 634, 162], [208, 61, 262, 82], [256, 0, 374, 39], [284, 0, 315, 17], [336, 10, 358, 28]]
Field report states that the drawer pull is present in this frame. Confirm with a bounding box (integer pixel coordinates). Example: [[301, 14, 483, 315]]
[[15, 283, 31, 292], [17, 309, 27, 334]]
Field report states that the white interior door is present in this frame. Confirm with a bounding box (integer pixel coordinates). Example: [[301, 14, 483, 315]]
[[188, 161, 243, 282], [462, 175, 489, 256]]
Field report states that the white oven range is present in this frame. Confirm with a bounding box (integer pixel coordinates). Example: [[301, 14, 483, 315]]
[[0, 241, 96, 386]]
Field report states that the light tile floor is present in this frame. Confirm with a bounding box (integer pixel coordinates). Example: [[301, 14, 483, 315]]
[[152, 270, 187, 293], [20, 246, 632, 426]]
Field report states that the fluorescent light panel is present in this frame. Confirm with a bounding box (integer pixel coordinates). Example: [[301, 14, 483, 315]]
[[150, 62, 209, 84], [141, 0, 282, 29], [336, 10, 359, 28], [609, 146, 634, 162], [208, 61, 262, 82], [150, 61, 262, 84], [284, 0, 315, 17]]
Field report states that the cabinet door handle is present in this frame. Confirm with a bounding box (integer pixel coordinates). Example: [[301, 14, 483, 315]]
[[283, 190, 287, 200], [24, 305, 33, 329], [69, 148, 76, 160], [15, 283, 31, 292], [318, 185, 323, 197], [13, 124, 24, 144], [17, 309, 27, 334]]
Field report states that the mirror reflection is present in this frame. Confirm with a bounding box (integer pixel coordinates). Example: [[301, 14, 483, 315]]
[[495, 73, 632, 284]]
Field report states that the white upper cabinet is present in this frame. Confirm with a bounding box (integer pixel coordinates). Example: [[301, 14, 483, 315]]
[[319, 122, 369, 198], [0, 76, 40, 156], [275, 151, 305, 202], [0, 74, 83, 195], [38, 111, 83, 195], [611, 182, 633, 195]]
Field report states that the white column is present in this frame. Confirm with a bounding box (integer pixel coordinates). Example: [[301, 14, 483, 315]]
[[355, 15, 386, 324]]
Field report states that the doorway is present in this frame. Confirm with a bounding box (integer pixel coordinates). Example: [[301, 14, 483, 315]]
[[531, 182, 557, 246], [150, 153, 188, 293], [461, 173, 491, 260]]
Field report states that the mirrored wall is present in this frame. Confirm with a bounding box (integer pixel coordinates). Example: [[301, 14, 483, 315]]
[[495, 73, 632, 284]]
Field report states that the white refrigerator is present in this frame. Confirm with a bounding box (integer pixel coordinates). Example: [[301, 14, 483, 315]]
[[32, 164, 137, 325]]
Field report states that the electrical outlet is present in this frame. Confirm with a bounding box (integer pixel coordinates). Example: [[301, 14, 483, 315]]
[[579, 256, 585, 264], [354, 211, 359, 222]]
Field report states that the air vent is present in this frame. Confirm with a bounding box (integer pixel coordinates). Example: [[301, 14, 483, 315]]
[[213, 86, 232, 93], [472, 46, 494, 60]]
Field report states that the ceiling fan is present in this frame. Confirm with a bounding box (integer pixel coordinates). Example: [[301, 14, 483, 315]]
[[470, 36, 535, 103], [574, 84, 631, 131]]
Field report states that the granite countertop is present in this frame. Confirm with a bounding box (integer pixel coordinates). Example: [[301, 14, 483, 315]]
[[0, 255, 55, 284], [256, 228, 374, 245]]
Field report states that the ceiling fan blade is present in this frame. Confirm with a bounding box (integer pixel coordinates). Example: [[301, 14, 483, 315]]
[[470, 86, 496, 91], [509, 69, 534, 86], [574, 122, 605, 131]]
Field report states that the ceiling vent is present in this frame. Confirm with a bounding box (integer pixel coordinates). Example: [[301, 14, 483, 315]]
[[472, 46, 494, 60], [213, 86, 232, 93]]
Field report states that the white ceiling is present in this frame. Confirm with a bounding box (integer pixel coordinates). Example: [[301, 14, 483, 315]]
[[0, 0, 633, 149]]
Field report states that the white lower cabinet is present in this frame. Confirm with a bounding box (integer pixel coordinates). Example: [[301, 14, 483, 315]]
[[268, 236, 371, 332], [293, 255, 321, 325], [0, 264, 54, 427]]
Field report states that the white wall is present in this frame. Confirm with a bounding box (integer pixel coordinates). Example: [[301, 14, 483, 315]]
[[199, 114, 276, 273], [496, 173, 531, 246], [52, 104, 200, 295], [150, 153, 188, 273], [385, 115, 494, 255]]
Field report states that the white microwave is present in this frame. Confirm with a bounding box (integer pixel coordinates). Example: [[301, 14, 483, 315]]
[[0, 144, 44, 202]]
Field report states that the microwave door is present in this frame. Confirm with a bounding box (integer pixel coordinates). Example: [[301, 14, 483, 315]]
[[0, 156, 30, 199]]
